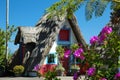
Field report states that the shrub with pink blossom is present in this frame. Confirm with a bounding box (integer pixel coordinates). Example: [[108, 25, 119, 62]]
[[71, 26, 120, 79]]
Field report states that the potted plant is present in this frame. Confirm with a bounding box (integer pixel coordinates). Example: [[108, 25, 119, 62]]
[[44, 71, 60, 80], [70, 64, 80, 75], [28, 64, 40, 77], [55, 63, 65, 76], [13, 65, 24, 77]]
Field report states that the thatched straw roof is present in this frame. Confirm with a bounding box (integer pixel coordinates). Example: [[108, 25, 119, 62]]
[[13, 14, 87, 73], [15, 27, 42, 44]]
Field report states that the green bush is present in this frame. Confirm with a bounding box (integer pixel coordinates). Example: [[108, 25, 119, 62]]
[[44, 71, 61, 80], [13, 65, 24, 74]]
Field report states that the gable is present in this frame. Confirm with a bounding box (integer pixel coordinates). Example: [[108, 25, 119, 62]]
[[57, 19, 78, 45]]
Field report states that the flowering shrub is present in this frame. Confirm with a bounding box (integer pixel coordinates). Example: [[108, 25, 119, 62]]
[[34, 64, 57, 76], [63, 26, 120, 80]]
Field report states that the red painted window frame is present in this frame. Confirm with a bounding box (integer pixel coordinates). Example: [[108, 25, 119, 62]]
[[58, 29, 70, 41]]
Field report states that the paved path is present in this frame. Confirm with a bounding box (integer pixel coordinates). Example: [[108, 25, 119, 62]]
[[0, 77, 73, 80], [0, 76, 86, 80]]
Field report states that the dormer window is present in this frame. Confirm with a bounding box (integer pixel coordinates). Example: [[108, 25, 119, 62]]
[[58, 29, 70, 41]]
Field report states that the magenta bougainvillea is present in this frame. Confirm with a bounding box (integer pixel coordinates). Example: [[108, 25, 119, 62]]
[[64, 49, 71, 58], [72, 26, 120, 79], [90, 26, 112, 44], [100, 78, 107, 80], [74, 48, 84, 60], [90, 36, 99, 45], [73, 72, 79, 80], [114, 72, 120, 79], [86, 67, 96, 76], [101, 26, 112, 35], [64, 47, 85, 60]]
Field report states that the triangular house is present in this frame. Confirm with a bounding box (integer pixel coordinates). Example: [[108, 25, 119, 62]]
[[10, 14, 87, 75]]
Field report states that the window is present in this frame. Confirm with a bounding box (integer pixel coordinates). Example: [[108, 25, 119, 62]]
[[58, 29, 70, 41], [47, 54, 55, 63]]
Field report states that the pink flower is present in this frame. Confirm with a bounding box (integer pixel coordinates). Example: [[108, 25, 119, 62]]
[[114, 72, 120, 79], [100, 78, 107, 80], [99, 34, 107, 42], [101, 26, 112, 35], [90, 36, 99, 45], [34, 64, 40, 71], [73, 72, 79, 80], [87, 67, 96, 76], [74, 48, 84, 59], [79, 53, 85, 60], [99, 26, 112, 43], [64, 49, 71, 58]]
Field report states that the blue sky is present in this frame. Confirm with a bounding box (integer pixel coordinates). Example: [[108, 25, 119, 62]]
[[0, 0, 111, 53]]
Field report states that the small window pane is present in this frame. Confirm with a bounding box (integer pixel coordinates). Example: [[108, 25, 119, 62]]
[[48, 54, 55, 63]]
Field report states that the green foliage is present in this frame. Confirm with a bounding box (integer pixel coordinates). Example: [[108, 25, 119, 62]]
[[56, 45, 64, 58], [0, 29, 6, 69], [85, 0, 109, 20], [55, 63, 65, 72], [0, 29, 5, 53], [70, 64, 80, 70], [70, 44, 79, 51], [47, 0, 120, 20], [6, 25, 17, 42], [85, 31, 120, 79], [13, 65, 24, 74], [44, 71, 61, 80], [0, 26, 16, 69], [46, 0, 84, 18]]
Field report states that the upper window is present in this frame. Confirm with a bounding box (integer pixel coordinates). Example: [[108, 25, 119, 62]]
[[58, 29, 70, 41]]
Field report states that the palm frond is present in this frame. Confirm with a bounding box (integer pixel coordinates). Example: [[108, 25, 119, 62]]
[[85, 0, 110, 20], [95, 0, 110, 17], [85, 0, 96, 20]]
